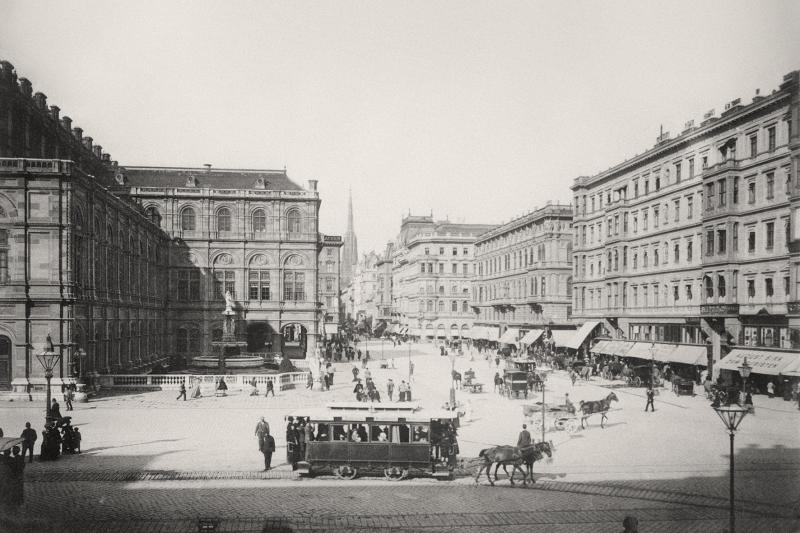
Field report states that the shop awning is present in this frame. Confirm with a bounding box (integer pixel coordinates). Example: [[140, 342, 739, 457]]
[[665, 345, 707, 366], [626, 342, 657, 359], [436, 330, 447, 338], [650, 343, 678, 363], [520, 329, 544, 345], [718, 348, 799, 376], [484, 327, 500, 342], [550, 329, 576, 348], [591, 340, 610, 353], [564, 321, 600, 350], [782, 356, 800, 377], [460, 329, 472, 339], [498, 328, 520, 345]]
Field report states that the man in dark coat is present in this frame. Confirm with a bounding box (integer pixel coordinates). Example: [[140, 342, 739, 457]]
[[176, 382, 187, 401], [255, 417, 270, 451], [21, 422, 37, 463], [517, 424, 532, 448], [260, 432, 275, 471], [645, 387, 655, 412]]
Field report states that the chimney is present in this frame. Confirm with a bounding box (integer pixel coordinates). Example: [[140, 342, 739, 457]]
[[93, 145, 102, 158], [33, 92, 47, 109], [61, 116, 72, 131], [82, 136, 93, 151], [18, 77, 32, 96], [307, 179, 318, 191], [203, 163, 212, 172], [102, 153, 111, 162], [0, 60, 14, 81], [72, 127, 82, 140], [49, 105, 60, 121]]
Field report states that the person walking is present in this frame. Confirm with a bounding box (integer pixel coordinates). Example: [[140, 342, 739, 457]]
[[409, 360, 415, 383], [517, 424, 532, 448], [72, 427, 81, 453], [255, 417, 270, 450], [50, 399, 62, 421], [20, 422, 37, 463], [306, 373, 314, 390], [176, 381, 187, 401], [386, 378, 395, 401], [645, 387, 655, 412], [249, 377, 259, 396], [265, 380, 275, 397], [260, 431, 275, 471], [64, 386, 74, 411], [767, 380, 775, 398]]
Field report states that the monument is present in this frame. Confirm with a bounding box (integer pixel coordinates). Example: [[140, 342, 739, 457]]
[[193, 291, 259, 370]]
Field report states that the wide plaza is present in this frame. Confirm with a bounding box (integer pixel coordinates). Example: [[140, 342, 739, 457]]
[[1, 339, 798, 532]]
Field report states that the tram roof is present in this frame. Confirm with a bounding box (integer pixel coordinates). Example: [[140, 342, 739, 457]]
[[286, 403, 458, 423]]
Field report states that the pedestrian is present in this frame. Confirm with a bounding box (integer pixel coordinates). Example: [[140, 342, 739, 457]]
[[72, 427, 81, 453], [286, 423, 300, 470], [398, 380, 408, 402], [565, 393, 575, 415], [297, 420, 307, 459], [645, 387, 655, 412], [409, 360, 415, 383], [265, 379, 275, 397], [261, 431, 275, 471], [217, 377, 228, 396], [20, 422, 37, 463], [352, 366, 360, 382], [386, 378, 395, 401], [64, 386, 74, 411], [517, 424, 532, 448], [767, 380, 775, 398], [250, 377, 259, 396], [50, 399, 61, 421], [570, 369, 577, 387], [176, 381, 187, 401], [306, 373, 314, 390], [364, 367, 371, 381], [255, 416, 270, 450]]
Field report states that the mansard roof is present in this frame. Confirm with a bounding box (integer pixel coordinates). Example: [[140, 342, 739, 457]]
[[122, 166, 304, 191]]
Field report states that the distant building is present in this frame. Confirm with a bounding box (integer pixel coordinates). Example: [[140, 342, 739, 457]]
[[472, 204, 577, 350], [318, 235, 343, 340], [341, 190, 358, 287], [391, 214, 494, 340], [352, 251, 380, 328], [572, 70, 800, 381], [376, 241, 395, 326]]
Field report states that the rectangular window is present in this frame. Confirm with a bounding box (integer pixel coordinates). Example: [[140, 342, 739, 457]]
[[702, 156, 708, 169], [686, 284, 693, 301], [768, 126, 776, 151], [452, 247, 457, 256], [766, 172, 775, 199], [733, 177, 739, 204], [706, 230, 714, 256], [766, 278, 774, 297], [732, 222, 739, 251], [675, 163, 681, 183], [718, 229, 726, 254], [718, 179, 726, 207], [687, 241, 693, 262], [706, 183, 715, 209], [214, 270, 235, 300], [673, 199, 680, 222], [439, 247, 444, 255], [283, 272, 305, 301], [249, 270, 271, 301], [0, 250, 6, 284], [633, 214, 638, 233], [748, 230, 756, 253], [748, 181, 756, 204], [451, 263, 457, 274], [633, 180, 639, 198], [438, 263, 444, 274], [643, 211, 648, 231], [689, 158, 695, 178], [623, 213, 629, 233], [674, 243, 680, 264], [420, 263, 425, 273], [644, 180, 650, 195], [750, 134, 758, 158], [673, 285, 679, 302], [766, 222, 775, 250], [747, 279, 755, 298], [653, 206, 659, 228], [687, 197, 693, 219]]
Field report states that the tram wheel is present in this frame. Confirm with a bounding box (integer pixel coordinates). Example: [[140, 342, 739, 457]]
[[383, 467, 407, 481], [334, 465, 358, 480]]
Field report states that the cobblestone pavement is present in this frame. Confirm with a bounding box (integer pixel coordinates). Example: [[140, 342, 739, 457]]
[[2, 340, 799, 531], [3, 481, 798, 533]]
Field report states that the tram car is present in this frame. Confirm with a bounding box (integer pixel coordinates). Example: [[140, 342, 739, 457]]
[[286, 402, 459, 480], [503, 369, 529, 399]]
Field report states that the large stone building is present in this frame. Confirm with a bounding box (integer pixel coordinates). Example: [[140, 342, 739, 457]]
[[472, 203, 578, 349], [571, 70, 800, 381], [0, 60, 337, 394], [391, 214, 494, 340], [375, 241, 395, 325], [351, 251, 379, 326], [318, 234, 343, 339]]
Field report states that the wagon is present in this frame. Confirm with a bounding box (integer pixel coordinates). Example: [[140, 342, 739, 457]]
[[522, 403, 580, 433], [503, 370, 529, 399], [672, 377, 695, 396]]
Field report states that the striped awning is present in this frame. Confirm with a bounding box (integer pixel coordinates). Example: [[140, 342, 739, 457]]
[[564, 321, 600, 350], [519, 329, 544, 345], [591, 340, 611, 353], [718, 348, 799, 376], [498, 328, 520, 344], [549, 329, 576, 347]]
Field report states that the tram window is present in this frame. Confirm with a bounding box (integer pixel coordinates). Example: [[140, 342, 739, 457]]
[[332, 424, 348, 441], [371, 425, 390, 442], [412, 425, 429, 443], [391, 424, 411, 443], [350, 424, 369, 443], [316, 423, 329, 441]]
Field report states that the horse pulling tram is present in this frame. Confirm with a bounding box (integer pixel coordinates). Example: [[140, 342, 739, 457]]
[[287, 402, 459, 481]]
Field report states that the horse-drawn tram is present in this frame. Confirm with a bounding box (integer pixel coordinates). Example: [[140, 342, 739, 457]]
[[287, 402, 459, 480]]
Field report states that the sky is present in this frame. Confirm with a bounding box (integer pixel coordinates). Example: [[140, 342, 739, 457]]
[[1, 1, 798, 254]]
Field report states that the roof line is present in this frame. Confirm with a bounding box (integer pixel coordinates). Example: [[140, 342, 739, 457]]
[[123, 166, 287, 174]]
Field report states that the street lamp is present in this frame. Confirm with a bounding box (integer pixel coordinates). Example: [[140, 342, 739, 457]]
[[36, 334, 61, 424], [449, 351, 456, 406], [713, 402, 748, 533], [738, 357, 752, 402]]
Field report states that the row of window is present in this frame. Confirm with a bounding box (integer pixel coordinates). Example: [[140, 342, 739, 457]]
[[173, 269, 306, 302], [417, 300, 471, 313], [419, 262, 471, 275], [477, 241, 572, 276], [705, 170, 789, 211], [476, 275, 573, 302], [154, 206, 305, 233], [423, 246, 470, 256]]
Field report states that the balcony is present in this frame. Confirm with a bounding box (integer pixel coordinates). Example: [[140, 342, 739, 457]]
[[699, 303, 740, 316], [702, 159, 740, 179]]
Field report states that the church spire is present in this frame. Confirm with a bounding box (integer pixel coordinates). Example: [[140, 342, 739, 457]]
[[342, 188, 358, 287]]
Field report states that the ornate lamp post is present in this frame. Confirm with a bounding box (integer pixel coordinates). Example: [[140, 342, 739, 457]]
[[713, 401, 748, 533], [449, 351, 456, 406], [36, 334, 61, 424], [738, 357, 752, 402]]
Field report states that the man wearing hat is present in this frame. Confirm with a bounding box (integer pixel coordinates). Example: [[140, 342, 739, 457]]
[[517, 424, 532, 448]]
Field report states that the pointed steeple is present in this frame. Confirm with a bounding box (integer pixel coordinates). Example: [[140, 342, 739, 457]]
[[342, 188, 359, 287]]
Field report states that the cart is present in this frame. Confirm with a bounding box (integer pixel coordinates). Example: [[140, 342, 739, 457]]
[[503, 370, 529, 399], [672, 377, 695, 396], [462, 371, 484, 393], [522, 404, 580, 433]]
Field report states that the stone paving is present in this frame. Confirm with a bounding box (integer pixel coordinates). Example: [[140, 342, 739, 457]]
[[1, 340, 799, 531]]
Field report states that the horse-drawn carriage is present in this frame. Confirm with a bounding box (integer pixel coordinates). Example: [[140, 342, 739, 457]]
[[503, 370, 529, 399], [622, 364, 659, 387], [463, 370, 483, 393], [522, 403, 580, 433], [671, 376, 695, 396]]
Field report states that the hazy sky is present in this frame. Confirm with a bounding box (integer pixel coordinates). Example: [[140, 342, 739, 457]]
[[1, 1, 798, 254]]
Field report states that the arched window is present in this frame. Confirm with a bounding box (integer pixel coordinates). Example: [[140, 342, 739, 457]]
[[287, 209, 301, 234], [438, 300, 444, 312], [181, 207, 196, 231], [217, 207, 232, 232], [0, 335, 11, 385], [252, 209, 266, 233], [438, 285, 444, 295], [145, 206, 161, 227], [451, 300, 458, 312], [462, 301, 469, 313], [427, 300, 433, 312]]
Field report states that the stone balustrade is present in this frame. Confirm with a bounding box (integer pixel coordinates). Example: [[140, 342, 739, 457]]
[[100, 371, 310, 392]]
